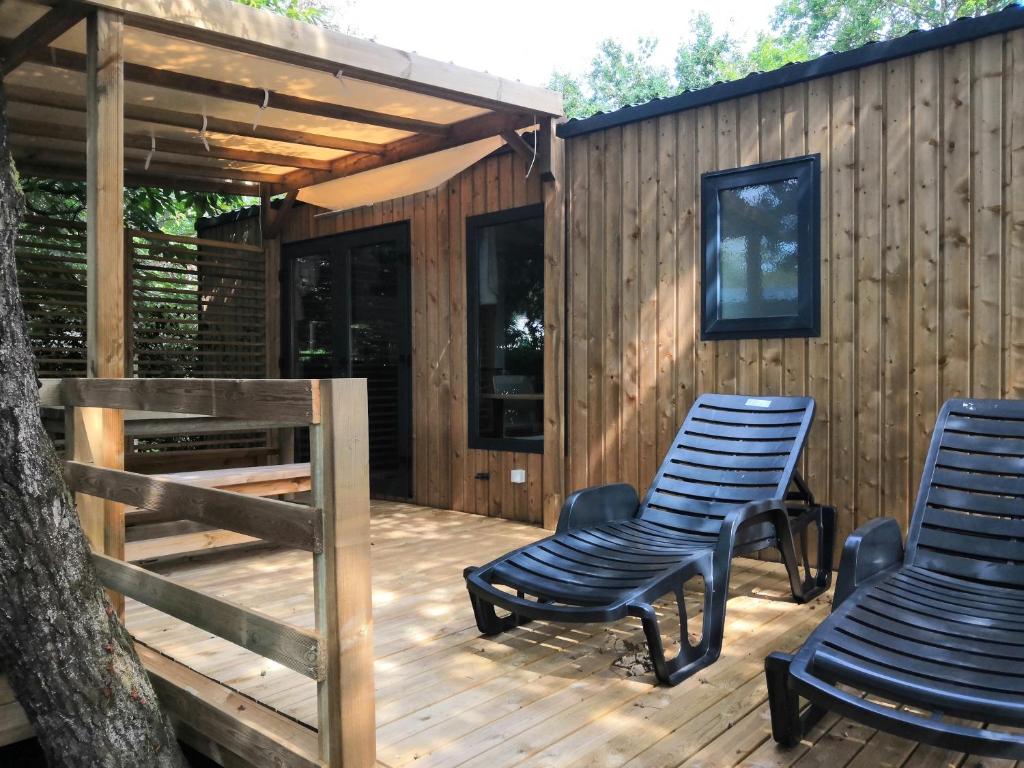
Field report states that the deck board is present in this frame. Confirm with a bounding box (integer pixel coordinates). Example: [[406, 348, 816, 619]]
[[124, 502, 1022, 768]]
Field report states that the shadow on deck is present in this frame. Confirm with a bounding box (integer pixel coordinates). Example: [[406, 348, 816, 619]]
[[126, 503, 989, 768]]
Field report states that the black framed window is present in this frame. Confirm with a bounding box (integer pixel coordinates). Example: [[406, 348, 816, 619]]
[[701, 155, 820, 340], [467, 204, 544, 453]]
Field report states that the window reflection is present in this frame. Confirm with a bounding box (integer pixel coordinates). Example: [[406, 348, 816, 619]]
[[470, 210, 544, 448], [718, 179, 800, 320], [292, 255, 333, 378]]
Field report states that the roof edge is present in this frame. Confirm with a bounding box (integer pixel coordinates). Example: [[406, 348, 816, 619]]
[[195, 203, 264, 231], [558, 4, 1024, 138]]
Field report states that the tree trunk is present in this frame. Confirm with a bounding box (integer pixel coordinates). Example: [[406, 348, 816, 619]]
[[0, 85, 187, 767]]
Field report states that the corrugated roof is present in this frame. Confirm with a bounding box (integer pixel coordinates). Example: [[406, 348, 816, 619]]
[[558, 3, 1024, 138]]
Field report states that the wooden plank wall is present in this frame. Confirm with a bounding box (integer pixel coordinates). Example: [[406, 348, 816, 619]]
[[564, 29, 1024, 546], [279, 151, 546, 523]]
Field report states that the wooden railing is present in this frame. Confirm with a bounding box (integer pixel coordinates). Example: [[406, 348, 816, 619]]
[[40, 377, 374, 768]]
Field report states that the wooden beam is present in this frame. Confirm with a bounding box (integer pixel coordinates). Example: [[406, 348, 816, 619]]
[[55, 0, 564, 117], [18, 160, 261, 195], [539, 117, 565, 182], [123, 415, 307, 437], [311, 379, 374, 766], [65, 461, 324, 552], [151, 463, 312, 496], [263, 189, 298, 239], [501, 129, 534, 164], [9, 117, 334, 170], [541, 118, 566, 531], [13, 144, 286, 184], [27, 45, 449, 136], [128, 228, 265, 253], [6, 84, 387, 155], [93, 553, 323, 679], [0, 2, 87, 75], [59, 377, 320, 421], [275, 109, 532, 193], [84, 11, 125, 611], [137, 646, 322, 768]]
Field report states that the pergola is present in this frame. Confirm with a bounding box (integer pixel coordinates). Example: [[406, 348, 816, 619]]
[[0, 0, 564, 544]]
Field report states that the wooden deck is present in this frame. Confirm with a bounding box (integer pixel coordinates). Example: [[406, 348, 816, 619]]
[[126, 502, 1013, 768]]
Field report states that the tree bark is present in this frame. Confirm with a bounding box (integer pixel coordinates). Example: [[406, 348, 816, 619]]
[[0, 84, 187, 767]]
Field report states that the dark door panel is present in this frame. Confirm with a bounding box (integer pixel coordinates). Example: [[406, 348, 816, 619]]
[[284, 223, 412, 499]]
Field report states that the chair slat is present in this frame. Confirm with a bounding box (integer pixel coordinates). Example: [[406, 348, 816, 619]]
[[684, 421, 802, 440], [669, 450, 790, 471], [945, 413, 1024, 438]]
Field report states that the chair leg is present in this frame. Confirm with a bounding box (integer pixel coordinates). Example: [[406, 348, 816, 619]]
[[766, 652, 829, 747], [464, 568, 531, 635], [781, 506, 835, 604], [631, 565, 726, 686], [766, 652, 803, 746]]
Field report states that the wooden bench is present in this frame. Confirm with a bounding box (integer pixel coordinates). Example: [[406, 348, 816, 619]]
[[125, 463, 313, 564], [154, 462, 311, 496]]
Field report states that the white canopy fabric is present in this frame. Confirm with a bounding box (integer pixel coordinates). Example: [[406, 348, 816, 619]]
[[298, 135, 507, 213]]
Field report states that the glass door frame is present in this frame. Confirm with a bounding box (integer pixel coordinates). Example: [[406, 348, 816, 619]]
[[281, 221, 413, 499]]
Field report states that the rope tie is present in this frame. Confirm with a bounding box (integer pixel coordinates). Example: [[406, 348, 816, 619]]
[[144, 131, 156, 171], [525, 114, 538, 178], [198, 111, 210, 152], [252, 88, 270, 130]]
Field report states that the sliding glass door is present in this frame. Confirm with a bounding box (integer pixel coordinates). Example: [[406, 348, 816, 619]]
[[285, 223, 412, 499]]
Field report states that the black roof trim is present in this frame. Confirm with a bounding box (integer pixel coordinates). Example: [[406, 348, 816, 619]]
[[557, 4, 1024, 138], [195, 203, 263, 231]]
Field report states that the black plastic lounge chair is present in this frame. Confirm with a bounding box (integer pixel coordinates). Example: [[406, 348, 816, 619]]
[[464, 393, 835, 685], [767, 398, 1024, 758]]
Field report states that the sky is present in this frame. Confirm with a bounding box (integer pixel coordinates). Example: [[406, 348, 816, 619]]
[[331, 0, 777, 87]]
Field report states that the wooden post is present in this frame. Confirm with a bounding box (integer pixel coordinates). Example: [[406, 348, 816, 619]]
[[541, 118, 566, 530], [310, 379, 374, 767], [262, 195, 295, 462], [83, 9, 126, 612]]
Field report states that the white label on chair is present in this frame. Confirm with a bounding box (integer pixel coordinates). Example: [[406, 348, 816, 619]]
[[745, 398, 772, 408]]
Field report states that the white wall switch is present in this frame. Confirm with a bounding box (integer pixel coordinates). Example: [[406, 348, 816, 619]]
[[510, 469, 526, 484]]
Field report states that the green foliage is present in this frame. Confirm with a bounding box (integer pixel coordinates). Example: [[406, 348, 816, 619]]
[[674, 12, 741, 92], [549, 0, 1013, 119], [231, 0, 333, 26], [20, 177, 250, 236], [550, 37, 675, 118], [771, 0, 1007, 53]]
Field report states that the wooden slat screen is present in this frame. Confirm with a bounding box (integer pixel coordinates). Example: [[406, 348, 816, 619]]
[[128, 230, 267, 462], [128, 230, 265, 379], [15, 214, 88, 377], [16, 215, 270, 468]]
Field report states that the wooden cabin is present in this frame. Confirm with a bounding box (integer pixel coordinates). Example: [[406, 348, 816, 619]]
[[201, 3, 1024, 549], [4, 0, 1024, 766]]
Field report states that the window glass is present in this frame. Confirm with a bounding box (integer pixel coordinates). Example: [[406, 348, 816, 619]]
[[469, 208, 544, 450], [718, 179, 800, 320], [292, 254, 334, 378]]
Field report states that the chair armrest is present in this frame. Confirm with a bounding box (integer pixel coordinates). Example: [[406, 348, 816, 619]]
[[832, 517, 904, 610], [715, 499, 791, 562], [556, 483, 639, 533]]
